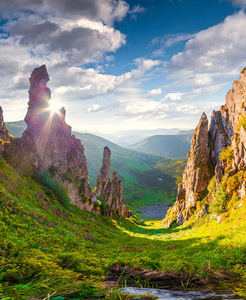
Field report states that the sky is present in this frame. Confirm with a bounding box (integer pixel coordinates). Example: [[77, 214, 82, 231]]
[[1, 0, 246, 135]]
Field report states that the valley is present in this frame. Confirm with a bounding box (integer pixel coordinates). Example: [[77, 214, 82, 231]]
[[6, 121, 188, 214], [1, 65, 246, 300]]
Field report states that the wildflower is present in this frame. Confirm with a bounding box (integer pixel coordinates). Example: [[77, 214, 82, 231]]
[[93, 198, 98, 202]]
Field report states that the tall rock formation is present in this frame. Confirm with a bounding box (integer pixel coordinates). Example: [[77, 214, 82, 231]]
[[3, 65, 126, 217], [0, 107, 10, 143], [20, 65, 94, 209], [164, 67, 246, 227], [95, 147, 124, 216], [0, 107, 11, 153], [164, 113, 213, 226]]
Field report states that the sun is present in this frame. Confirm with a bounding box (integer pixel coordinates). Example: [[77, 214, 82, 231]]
[[49, 101, 61, 114]]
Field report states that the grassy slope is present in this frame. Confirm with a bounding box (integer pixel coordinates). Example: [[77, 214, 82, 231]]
[[1, 159, 246, 299], [154, 159, 187, 185]]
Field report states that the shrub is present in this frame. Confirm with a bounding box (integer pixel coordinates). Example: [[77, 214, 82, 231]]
[[226, 171, 243, 194], [207, 176, 216, 194], [237, 114, 246, 131], [219, 146, 234, 171], [39, 171, 71, 206], [209, 184, 228, 215]]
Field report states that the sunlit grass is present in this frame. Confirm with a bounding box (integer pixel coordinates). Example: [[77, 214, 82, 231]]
[[1, 158, 246, 299]]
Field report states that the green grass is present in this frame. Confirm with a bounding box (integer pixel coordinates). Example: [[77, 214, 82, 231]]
[[1, 158, 246, 299]]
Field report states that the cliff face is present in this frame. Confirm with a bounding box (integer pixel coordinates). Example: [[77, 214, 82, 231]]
[[0, 107, 11, 153], [164, 68, 246, 227], [164, 113, 213, 226], [2, 65, 127, 217], [21, 65, 94, 208]]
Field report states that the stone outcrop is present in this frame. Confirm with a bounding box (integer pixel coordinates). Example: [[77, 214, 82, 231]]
[[209, 109, 232, 165], [0, 107, 11, 153], [20, 65, 94, 208], [164, 113, 213, 227], [3, 65, 127, 217], [164, 68, 246, 227], [0, 107, 11, 143], [95, 147, 124, 216]]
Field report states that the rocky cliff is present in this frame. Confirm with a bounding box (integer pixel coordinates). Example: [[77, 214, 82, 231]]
[[164, 68, 246, 227], [1, 65, 127, 217], [0, 107, 11, 153]]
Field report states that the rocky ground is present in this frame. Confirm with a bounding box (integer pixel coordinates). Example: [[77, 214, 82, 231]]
[[136, 204, 172, 220]]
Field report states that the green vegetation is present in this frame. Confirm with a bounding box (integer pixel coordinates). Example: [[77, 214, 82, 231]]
[[154, 159, 187, 184], [209, 182, 228, 215], [219, 146, 234, 171], [237, 114, 246, 131], [1, 158, 246, 299], [6, 125, 181, 211]]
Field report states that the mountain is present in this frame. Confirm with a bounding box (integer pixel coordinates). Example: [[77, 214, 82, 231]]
[[164, 67, 246, 227], [6, 120, 26, 137], [6, 122, 180, 211], [129, 134, 192, 159], [53, 131, 179, 210]]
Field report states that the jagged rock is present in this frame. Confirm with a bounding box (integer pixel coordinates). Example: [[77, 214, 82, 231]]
[[163, 113, 213, 227], [20, 65, 94, 207], [225, 68, 246, 129], [209, 110, 232, 165], [164, 68, 246, 227], [215, 165, 224, 188], [0, 107, 10, 142], [0, 65, 130, 218], [0, 107, 11, 154], [95, 147, 124, 216], [122, 205, 133, 218]]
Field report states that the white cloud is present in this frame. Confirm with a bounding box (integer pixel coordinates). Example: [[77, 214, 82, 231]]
[[164, 12, 246, 101], [169, 12, 246, 75], [87, 104, 101, 112], [227, 0, 246, 8], [162, 92, 183, 102], [155, 33, 196, 48], [146, 88, 162, 97]]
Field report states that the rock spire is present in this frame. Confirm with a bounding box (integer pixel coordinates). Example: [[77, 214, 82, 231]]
[[164, 68, 246, 227], [95, 147, 124, 216], [2, 65, 127, 217], [164, 113, 213, 227]]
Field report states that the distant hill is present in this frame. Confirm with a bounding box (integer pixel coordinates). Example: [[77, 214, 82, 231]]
[[6, 122, 183, 210], [176, 129, 194, 135], [73, 132, 178, 209], [6, 120, 26, 137], [129, 134, 193, 159]]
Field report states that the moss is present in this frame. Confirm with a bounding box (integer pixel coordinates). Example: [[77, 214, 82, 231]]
[[237, 114, 246, 132], [48, 165, 59, 176], [219, 146, 234, 171], [226, 171, 243, 194]]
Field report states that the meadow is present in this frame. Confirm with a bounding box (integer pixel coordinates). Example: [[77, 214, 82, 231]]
[[1, 158, 246, 299]]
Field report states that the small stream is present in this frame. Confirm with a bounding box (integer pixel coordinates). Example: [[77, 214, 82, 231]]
[[122, 287, 245, 299]]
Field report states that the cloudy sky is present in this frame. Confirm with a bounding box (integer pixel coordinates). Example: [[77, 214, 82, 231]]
[[1, 0, 246, 135]]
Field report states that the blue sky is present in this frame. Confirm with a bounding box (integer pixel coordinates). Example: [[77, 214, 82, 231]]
[[0, 0, 246, 136]]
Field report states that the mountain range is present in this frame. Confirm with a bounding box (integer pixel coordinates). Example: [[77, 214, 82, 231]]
[[6, 120, 189, 210]]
